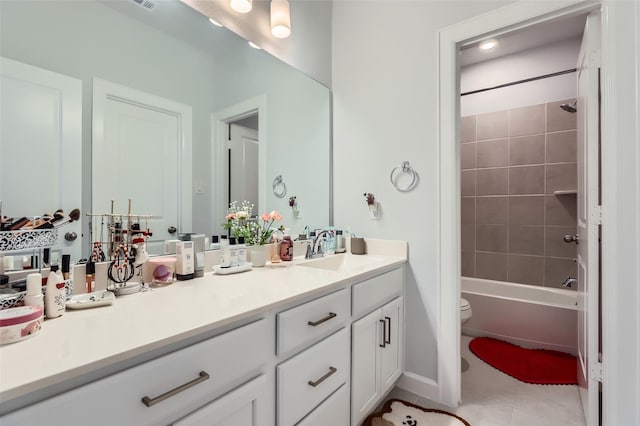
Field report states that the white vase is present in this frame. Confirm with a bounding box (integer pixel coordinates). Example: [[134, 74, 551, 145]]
[[247, 244, 272, 267]]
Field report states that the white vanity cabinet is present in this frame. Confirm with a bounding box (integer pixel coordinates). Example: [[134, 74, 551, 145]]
[[351, 268, 404, 426], [1, 319, 270, 426]]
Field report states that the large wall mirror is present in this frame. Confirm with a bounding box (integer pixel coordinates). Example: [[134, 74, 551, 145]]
[[0, 0, 331, 261]]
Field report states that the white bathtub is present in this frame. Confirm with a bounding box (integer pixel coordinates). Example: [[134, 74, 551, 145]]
[[461, 277, 578, 355]]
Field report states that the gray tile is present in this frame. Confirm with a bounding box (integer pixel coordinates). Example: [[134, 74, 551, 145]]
[[546, 163, 577, 194], [476, 252, 508, 281], [547, 99, 577, 132], [510, 104, 545, 137], [546, 130, 577, 163], [477, 168, 508, 196], [461, 197, 475, 224], [461, 170, 476, 196], [545, 226, 578, 258], [476, 196, 508, 224], [545, 257, 578, 289], [461, 115, 477, 143], [545, 194, 577, 226], [509, 135, 545, 165], [508, 196, 545, 225], [476, 139, 508, 168], [461, 223, 476, 252], [509, 166, 545, 195], [476, 224, 508, 252], [461, 142, 476, 170], [508, 254, 544, 285], [462, 251, 475, 277], [477, 110, 509, 141], [509, 225, 545, 255]]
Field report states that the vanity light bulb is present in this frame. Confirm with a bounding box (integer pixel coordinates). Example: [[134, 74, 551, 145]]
[[479, 39, 497, 51], [270, 0, 291, 39], [230, 0, 252, 13], [248, 41, 261, 50], [208, 17, 223, 27]]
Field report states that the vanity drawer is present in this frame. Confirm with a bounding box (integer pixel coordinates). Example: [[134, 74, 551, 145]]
[[352, 267, 403, 318], [277, 288, 349, 356], [277, 328, 349, 426], [297, 383, 349, 426], [2, 319, 268, 426]]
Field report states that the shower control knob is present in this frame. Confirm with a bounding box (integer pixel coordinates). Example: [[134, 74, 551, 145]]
[[563, 234, 579, 244]]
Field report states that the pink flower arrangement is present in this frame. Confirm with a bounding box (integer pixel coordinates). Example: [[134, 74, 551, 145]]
[[223, 201, 284, 245]]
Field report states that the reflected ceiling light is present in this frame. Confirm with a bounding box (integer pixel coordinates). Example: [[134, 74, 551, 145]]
[[270, 0, 291, 39], [230, 0, 252, 13], [248, 41, 261, 50], [479, 39, 498, 51], [208, 17, 223, 27]]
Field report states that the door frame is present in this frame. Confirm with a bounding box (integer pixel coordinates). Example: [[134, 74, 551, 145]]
[[92, 78, 193, 237], [437, 0, 600, 407], [211, 95, 267, 234]]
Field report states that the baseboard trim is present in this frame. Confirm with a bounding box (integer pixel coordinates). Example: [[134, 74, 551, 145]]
[[395, 372, 439, 402]]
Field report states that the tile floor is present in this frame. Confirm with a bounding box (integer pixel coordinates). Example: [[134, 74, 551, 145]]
[[383, 335, 586, 426]]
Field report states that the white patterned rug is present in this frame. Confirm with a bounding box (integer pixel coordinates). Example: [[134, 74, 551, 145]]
[[364, 399, 470, 426]]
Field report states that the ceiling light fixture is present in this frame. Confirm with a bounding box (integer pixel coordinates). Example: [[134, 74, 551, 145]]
[[230, 0, 252, 14], [270, 0, 291, 39], [248, 41, 261, 50], [208, 17, 223, 27], [479, 39, 498, 51]]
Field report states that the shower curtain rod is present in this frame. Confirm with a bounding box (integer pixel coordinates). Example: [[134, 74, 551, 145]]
[[460, 68, 577, 97]]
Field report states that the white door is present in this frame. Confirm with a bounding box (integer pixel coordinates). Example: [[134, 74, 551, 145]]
[[351, 308, 381, 426], [576, 13, 601, 426], [380, 297, 403, 395], [0, 57, 82, 262], [93, 79, 192, 254], [228, 124, 259, 210]]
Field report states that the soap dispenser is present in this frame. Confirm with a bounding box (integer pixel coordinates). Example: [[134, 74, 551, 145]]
[[45, 265, 65, 319]]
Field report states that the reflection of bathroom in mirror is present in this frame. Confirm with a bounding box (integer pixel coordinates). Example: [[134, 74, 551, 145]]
[[0, 0, 330, 261]]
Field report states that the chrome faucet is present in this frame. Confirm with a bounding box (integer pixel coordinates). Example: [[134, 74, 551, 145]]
[[562, 276, 577, 288], [305, 230, 332, 259]]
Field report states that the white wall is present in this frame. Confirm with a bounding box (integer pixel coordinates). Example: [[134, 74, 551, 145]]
[[332, 0, 512, 391], [461, 37, 581, 115]]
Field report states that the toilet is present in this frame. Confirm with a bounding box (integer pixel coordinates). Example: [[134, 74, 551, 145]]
[[460, 297, 472, 326]]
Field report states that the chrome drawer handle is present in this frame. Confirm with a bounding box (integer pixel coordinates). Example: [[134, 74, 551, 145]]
[[307, 312, 337, 327], [141, 371, 209, 407], [379, 319, 387, 348], [308, 366, 337, 387]]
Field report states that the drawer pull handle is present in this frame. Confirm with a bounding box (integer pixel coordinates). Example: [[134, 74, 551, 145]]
[[141, 371, 209, 407], [379, 319, 387, 348], [385, 316, 392, 344], [308, 366, 337, 387], [307, 312, 337, 327]]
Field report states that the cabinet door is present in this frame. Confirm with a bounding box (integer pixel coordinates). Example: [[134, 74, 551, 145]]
[[173, 375, 273, 426], [351, 308, 381, 425], [380, 297, 403, 395]]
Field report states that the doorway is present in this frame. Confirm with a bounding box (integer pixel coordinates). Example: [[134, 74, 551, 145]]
[[438, 2, 602, 425]]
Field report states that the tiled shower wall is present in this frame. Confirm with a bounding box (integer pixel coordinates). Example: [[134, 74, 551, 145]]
[[460, 99, 578, 289]]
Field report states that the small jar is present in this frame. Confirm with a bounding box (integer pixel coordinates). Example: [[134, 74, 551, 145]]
[[280, 235, 293, 261]]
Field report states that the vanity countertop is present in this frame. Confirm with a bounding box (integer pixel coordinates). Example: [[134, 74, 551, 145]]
[[0, 239, 406, 411]]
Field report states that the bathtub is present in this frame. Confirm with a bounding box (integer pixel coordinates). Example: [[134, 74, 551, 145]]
[[461, 277, 578, 355]]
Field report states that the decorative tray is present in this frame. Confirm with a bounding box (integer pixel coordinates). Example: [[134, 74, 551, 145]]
[[212, 262, 252, 275], [0, 229, 58, 252], [66, 290, 115, 310]]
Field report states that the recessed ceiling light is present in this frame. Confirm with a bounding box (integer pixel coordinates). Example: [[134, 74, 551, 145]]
[[248, 41, 261, 50], [230, 0, 252, 13], [479, 39, 498, 51], [208, 18, 223, 27]]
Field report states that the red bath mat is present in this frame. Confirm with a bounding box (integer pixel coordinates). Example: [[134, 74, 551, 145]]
[[469, 337, 578, 385]]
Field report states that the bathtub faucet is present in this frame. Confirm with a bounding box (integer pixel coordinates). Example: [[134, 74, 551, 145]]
[[562, 276, 577, 288]]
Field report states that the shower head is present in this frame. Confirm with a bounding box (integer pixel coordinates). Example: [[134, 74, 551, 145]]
[[560, 100, 577, 113]]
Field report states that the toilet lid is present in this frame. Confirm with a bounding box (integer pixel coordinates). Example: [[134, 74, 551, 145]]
[[460, 298, 470, 310]]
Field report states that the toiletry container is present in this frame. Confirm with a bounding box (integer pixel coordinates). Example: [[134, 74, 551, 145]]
[[24, 273, 44, 311], [229, 237, 239, 267], [280, 235, 293, 261], [1, 305, 44, 345], [175, 241, 194, 280], [210, 235, 220, 250], [45, 266, 65, 318], [237, 237, 247, 264], [219, 236, 231, 267], [335, 230, 345, 253]]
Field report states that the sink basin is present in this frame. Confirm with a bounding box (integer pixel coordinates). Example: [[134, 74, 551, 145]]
[[297, 254, 382, 272]]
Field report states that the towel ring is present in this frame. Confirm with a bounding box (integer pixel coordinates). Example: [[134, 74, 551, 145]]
[[272, 175, 287, 198], [390, 161, 418, 192]]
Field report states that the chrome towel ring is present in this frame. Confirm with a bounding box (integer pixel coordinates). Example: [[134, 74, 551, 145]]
[[390, 161, 418, 192], [272, 175, 287, 198]]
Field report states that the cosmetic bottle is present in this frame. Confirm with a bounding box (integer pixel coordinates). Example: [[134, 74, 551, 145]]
[[85, 261, 95, 293], [280, 235, 293, 261], [237, 237, 247, 264], [335, 230, 346, 253], [229, 237, 239, 267], [24, 272, 44, 311], [210, 235, 220, 250], [219, 236, 231, 268], [61, 255, 71, 280], [270, 235, 281, 263], [45, 266, 65, 318], [326, 231, 336, 255]]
